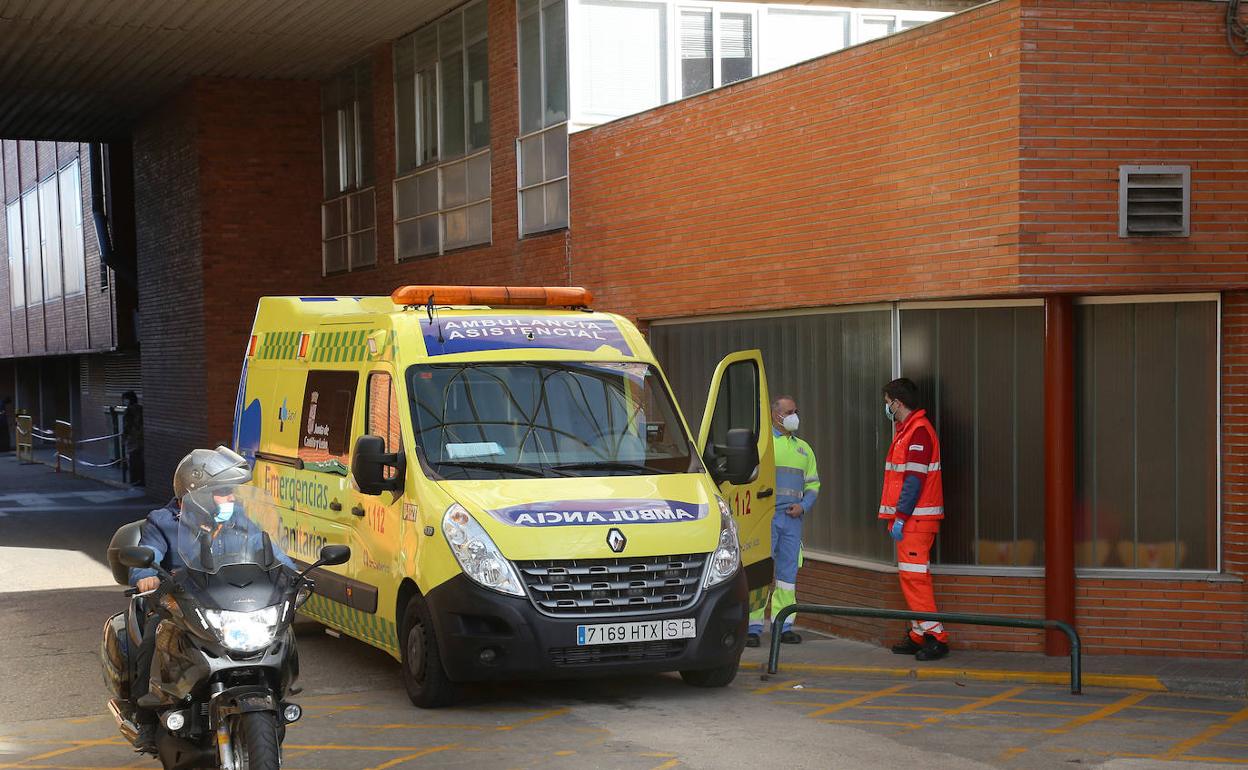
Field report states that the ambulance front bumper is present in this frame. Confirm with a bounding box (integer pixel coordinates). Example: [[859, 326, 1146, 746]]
[[425, 570, 748, 682]]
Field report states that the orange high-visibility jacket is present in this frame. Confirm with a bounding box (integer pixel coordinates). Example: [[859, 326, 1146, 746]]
[[878, 408, 944, 521]]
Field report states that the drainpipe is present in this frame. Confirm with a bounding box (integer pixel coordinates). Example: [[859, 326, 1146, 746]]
[[1044, 295, 1076, 656]]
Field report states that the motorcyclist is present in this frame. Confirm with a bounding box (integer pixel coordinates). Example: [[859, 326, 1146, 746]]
[[128, 446, 294, 751]]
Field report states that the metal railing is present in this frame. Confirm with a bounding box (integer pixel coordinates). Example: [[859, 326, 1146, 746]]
[[767, 603, 1083, 695]]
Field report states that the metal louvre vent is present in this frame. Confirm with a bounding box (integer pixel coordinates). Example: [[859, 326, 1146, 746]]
[[515, 554, 708, 617], [549, 640, 688, 666], [1119, 165, 1189, 237]]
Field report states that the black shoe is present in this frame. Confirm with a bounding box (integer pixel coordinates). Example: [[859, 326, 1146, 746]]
[[780, 630, 802, 644], [915, 634, 949, 661], [745, 633, 761, 648], [891, 636, 922, 655], [135, 722, 156, 753]]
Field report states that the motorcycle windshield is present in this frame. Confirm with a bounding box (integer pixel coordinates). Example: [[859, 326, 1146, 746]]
[[176, 483, 284, 574]]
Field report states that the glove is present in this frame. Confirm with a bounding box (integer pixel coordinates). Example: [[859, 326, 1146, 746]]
[[889, 518, 905, 542]]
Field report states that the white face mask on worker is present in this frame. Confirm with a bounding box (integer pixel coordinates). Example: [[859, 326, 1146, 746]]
[[781, 413, 800, 433]]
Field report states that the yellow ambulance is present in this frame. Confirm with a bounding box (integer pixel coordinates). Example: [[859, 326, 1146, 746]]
[[232, 285, 776, 707]]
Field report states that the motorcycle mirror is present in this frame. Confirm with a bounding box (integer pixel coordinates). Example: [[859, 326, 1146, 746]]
[[117, 545, 156, 569], [318, 545, 351, 567]]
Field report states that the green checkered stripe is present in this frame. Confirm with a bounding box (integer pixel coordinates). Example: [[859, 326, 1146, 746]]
[[303, 593, 399, 655], [257, 331, 301, 360], [310, 330, 372, 363]]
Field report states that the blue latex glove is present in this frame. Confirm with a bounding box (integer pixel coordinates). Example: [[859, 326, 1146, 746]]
[[889, 518, 905, 542]]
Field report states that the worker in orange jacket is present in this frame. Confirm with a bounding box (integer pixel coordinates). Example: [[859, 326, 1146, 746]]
[[879, 378, 949, 661]]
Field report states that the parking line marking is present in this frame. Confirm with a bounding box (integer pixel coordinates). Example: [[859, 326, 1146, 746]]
[[805, 683, 910, 718], [1000, 747, 1028, 761], [497, 707, 571, 731], [649, 760, 681, 770], [1159, 704, 1248, 760], [921, 686, 1028, 727], [820, 718, 914, 728], [753, 679, 801, 695], [740, 662, 1166, 691], [1047, 692, 1150, 734], [363, 744, 457, 770]]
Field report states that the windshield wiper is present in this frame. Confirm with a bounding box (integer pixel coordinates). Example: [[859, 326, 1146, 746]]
[[549, 460, 674, 475], [435, 460, 547, 478]]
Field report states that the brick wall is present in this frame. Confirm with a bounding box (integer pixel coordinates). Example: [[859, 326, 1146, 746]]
[[570, 0, 1025, 320], [195, 78, 324, 445], [1018, 1, 1248, 293], [0, 140, 116, 360], [134, 91, 208, 499]]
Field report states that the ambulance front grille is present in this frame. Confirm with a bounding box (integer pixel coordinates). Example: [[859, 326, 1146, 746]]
[[549, 640, 688, 666], [515, 554, 708, 617]]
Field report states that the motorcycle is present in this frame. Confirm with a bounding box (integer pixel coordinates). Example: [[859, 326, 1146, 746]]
[[101, 483, 349, 770]]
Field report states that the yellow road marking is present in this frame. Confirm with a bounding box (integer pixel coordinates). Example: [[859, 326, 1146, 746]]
[[16, 738, 127, 763], [753, 679, 801, 695], [1047, 692, 1150, 734], [649, 760, 681, 770], [819, 718, 913, 728], [363, 744, 456, 770], [554, 750, 576, 756], [1000, 747, 1028, 762], [805, 683, 910, 718], [340, 722, 488, 731], [740, 662, 1166, 691], [1159, 704, 1248, 760], [949, 724, 1044, 734], [922, 685, 1029, 727], [497, 708, 571, 731], [1134, 704, 1239, 716]]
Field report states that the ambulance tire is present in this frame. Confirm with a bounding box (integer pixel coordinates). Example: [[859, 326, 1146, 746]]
[[400, 594, 456, 709], [679, 656, 740, 688]]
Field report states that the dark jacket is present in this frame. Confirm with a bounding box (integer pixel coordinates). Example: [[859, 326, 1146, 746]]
[[129, 499, 295, 585]]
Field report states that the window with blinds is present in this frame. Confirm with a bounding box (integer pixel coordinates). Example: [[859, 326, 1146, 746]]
[[680, 9, 712, 97], [579, 0, 668, 119], [761, 8, 849, 73]]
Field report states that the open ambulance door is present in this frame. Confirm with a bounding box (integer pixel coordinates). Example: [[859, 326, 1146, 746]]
[[696, 351, 775, 610]]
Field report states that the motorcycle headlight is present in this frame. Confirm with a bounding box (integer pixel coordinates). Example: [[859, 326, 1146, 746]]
[[442, 504, 524, 597], [203, 606, 281, 653], [704, 498, 741, 588]]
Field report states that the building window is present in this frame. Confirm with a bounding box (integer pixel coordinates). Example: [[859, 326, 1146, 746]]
[[21, 190, 41, 306], [394, 0, 491, 258], [677, 7, 755, 98], [577, 0, 668, 121], [6, 202, 23, 309], [518, 0, 569, 236], [322, 61, 376, 275], [859, 14, 896, 41], [57, 160, 84, 296], [900, 304, 1046, 567], [761, 8, 849, 73], [38, 176, 62, 301], [648, 308, 894, 562], [1075, 298, 1217, 570]]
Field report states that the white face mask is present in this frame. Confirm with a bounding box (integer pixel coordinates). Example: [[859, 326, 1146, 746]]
[[215, 502, 236, 523], [781, 413, 800, 433], [884, 401, 897, 422]]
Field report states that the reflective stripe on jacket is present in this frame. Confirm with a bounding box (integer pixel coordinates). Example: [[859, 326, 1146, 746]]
[[878, 408, 943, 521]]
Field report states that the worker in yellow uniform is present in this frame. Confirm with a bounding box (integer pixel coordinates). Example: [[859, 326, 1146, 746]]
[[746, 395, 819, 647]]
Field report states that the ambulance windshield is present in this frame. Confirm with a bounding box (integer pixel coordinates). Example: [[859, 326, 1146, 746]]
[[406, 362, 699, 479]]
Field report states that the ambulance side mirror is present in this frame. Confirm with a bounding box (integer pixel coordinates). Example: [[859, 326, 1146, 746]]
[[352, 435, 405, 496], [722, 428, 758, 485]]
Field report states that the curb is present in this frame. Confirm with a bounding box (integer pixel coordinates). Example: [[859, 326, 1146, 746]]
[[740, 661, 1168, 692]]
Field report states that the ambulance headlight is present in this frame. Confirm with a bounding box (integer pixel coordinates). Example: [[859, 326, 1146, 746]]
[[442, 504, 524, 597], [704, 498, 741, 587], [203, 605, 281, 653]]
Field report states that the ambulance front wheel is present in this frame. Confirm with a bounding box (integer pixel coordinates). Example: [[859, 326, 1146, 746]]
[[401, 594, 456, 708], [679, 655, 741, 688]]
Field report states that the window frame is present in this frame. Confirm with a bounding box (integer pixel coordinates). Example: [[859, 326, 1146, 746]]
[[5, 200, 25, 310], [393, 0, 493, 258], [57, 159, 85, 297], [321, 60, 377, 276], [517, 0, 571, 236]]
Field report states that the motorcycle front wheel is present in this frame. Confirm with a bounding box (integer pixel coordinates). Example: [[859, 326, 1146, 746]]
[[229, 711, 280, 770]]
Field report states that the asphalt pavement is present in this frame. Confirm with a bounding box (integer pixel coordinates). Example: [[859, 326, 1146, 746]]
[[1, 454, 1245, 769]]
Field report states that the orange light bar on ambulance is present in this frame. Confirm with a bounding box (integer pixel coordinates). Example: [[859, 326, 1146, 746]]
[[390, 285, 593, 309]]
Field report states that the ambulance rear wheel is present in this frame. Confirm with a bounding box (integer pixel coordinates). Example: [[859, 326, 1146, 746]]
[[679, 657, 740, 688], [400, 594, 455, 709]]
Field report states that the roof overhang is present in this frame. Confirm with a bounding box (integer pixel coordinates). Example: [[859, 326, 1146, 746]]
[[0, 0, 464, 141]]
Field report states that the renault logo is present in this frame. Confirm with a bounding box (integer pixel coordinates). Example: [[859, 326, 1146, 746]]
[[607, 528, 627, 553]]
